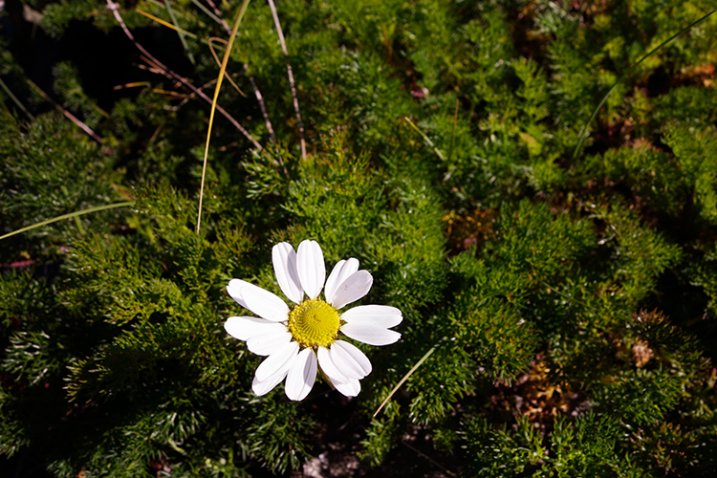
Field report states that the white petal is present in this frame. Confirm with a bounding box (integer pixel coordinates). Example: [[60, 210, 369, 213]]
[[272, 242, 304, 304], [251, 362, 292, 396], [331, 377, 361, 397], [296, 240, 326, 299], [227, 279, 250, 308], [333, 340, 372, 377], [224, 316, 285, 341], [239, 281, 289, 322], [285, 348, 318, 401], [317, 346, 349, 383], [324, 258, 359, 304], [340, 324, 401, 346], [330, 270, 373, 309], [329, 341, 367, 380], [255, 341, 299, 382], [341, 305, 402, 329], [247, 331, 292, 356]]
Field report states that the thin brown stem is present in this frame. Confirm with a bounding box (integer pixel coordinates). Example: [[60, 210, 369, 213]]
[[202, 0, 277, 146], [244, 64, 276, 145], [448, 94, 459, 162], [0, 76, 34, 120], [204, 0, 231, 32], [106, 0, 262, 151], [169, 78, 219, 111], [26, 79, 102, 143], [400, 441, 457, 477], [267, 0, 306, 159]]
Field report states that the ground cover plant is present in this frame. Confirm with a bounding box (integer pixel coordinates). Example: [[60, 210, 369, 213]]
[[1, 0, 717, 476]]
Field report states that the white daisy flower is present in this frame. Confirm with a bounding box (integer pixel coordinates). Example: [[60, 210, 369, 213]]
[[224, 240, 402, 401]]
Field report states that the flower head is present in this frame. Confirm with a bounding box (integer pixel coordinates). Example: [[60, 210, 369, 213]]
[[224, 240, 402, 400]]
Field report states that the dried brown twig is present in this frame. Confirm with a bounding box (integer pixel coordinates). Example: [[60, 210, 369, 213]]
[[26, 78, 103, 144], [267, 0, 307, 159], [202, 0, 276, 145], [105, 0, 262, 151]]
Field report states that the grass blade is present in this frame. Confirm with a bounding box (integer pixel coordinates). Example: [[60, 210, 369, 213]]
[[190, 0, 226, 27], [0, 202, 134, 242], [136, 8, 196, 38], [131, 12, 246, 98], [404, 116, 445, 161], [572, 8, 717, 160], [373, 345, 437, 419], [164, 0, 195, 64], [196, 0, 251, 235]]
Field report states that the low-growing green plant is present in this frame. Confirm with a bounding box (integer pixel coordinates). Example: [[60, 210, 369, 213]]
[[1, 0, 717, 476]]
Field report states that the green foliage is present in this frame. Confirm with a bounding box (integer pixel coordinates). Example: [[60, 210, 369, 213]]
[[52, 62, 108, 130], [664, 124, 717, 223], [2, 0, 717, 476], [461, 414, 647, 477], [360, 403, 402, 467], [0, 114, 120, 257]]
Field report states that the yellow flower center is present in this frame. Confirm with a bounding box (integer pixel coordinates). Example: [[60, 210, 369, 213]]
[[287, 299, 340, 348]]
